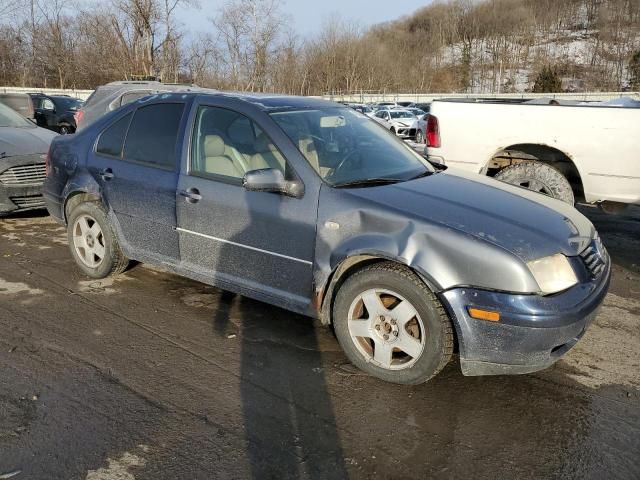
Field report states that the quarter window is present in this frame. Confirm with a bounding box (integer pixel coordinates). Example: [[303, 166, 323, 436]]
[[191, 106, 287, 181], [122, 103, 184, 169], [96, 112, 132, 157]]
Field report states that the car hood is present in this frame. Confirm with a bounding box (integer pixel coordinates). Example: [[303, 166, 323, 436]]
[[344, 168, 594, 262], [0, 126, 57, 157]]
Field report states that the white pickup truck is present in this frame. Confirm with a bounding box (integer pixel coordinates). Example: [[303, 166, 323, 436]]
[[424, 99, 640, 211]]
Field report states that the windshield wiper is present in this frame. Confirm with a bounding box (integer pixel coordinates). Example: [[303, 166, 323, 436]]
[[332, 177, 405, 188]]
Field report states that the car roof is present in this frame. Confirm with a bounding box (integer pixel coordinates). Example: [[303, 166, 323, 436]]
[[155, 91, 344, 111]]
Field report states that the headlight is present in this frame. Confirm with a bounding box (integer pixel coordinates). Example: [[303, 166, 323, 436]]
[[527, 254, 578, 295]]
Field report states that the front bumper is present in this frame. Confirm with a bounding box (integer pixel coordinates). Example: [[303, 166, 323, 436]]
[[441, 259, 611, 376], [394, 127, 417, 139], [0, 156, 47, 215]]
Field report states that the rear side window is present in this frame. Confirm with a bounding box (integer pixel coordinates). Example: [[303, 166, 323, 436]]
[[96, 112, 132, 157], [122, 103, 184, 169]]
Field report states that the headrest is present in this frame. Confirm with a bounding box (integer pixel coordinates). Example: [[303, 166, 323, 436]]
[[254, 133, 276, 153], [204, 135, 225, 157]]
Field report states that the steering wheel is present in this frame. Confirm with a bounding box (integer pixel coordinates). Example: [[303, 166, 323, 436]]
[[327, 149, 361, 182]]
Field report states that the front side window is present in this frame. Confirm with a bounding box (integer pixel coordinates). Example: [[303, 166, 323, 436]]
[[270, 107, 432, 187], [191, 106, 287, 181], [96, 112, 132, 157], [122, 103, 184, 169]]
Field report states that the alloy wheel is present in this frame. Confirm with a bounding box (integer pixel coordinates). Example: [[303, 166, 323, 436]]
[[347, 288, 426, 370], [72, 214, 106, 268]]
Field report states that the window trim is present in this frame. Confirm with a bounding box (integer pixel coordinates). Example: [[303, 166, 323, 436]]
[[187, 104, 294, 187]]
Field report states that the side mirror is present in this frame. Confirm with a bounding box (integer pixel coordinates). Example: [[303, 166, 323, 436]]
[[243, 168, 304, 197]]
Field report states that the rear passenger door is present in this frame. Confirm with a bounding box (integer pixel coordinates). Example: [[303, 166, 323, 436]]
[[87, 102, 186, 263], [176, 103, 319, 312]]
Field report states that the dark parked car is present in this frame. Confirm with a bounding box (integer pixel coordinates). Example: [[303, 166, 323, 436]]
[[0, 92, 35, 120], [75, 80, 207, 131], [43, 93, 610, 384], [29, 94, 83, 135], [0, 102, 57, 215]]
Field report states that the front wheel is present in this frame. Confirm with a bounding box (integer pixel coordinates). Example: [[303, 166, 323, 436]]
[[494, 161, 574, 205], [67, 202, 129, 278], [333, 262, 454, 384]]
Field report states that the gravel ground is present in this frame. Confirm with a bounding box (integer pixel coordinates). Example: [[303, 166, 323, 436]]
[[0, 205, 638, 480]]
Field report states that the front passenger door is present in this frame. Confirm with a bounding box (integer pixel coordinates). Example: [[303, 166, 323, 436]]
[[176, 104, 319, 312]]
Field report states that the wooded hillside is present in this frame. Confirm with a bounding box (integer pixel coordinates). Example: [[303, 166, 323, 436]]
[[0, 0, 639, 94]]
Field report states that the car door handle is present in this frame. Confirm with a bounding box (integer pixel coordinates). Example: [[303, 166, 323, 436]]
[[99, 168, 114, 181], [179, 188, 202, 203]]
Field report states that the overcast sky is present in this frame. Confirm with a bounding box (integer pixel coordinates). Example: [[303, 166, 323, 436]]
[[176, 0, 431, 37]]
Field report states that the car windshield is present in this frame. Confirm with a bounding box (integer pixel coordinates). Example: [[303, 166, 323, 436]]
[[0, 103, 35, 128], [270, 107, 432, 187], [389, 110, 415, 119]]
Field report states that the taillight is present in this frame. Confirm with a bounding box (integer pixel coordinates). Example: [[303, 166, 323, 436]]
[[74, 109, 84, 128], [426, 115, 440, 148]]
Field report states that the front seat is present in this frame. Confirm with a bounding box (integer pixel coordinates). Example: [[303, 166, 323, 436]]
[[203, 135, 244, 177], [249, 134, 287, 172]]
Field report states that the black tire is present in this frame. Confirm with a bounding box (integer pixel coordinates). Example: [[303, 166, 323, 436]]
[[495, 161, 574, 204], [415, 130, 424, 143], [66, 201, 129, 278], [333, 262, 454, 385]]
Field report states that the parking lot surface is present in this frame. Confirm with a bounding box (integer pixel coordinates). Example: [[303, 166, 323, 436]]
[[0, 206, 638, 480]]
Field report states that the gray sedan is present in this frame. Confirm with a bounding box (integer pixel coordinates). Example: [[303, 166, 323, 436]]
[[0, 102, 57, 215], [43, 93, 609, 384]]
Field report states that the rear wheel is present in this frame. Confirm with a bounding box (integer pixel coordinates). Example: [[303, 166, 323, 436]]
[[67, 202, 128, 278], [59, 124, 73, 135], [495, 161, 574, 204], [415, 130, 424, 143], [333, 262, 453, 384]]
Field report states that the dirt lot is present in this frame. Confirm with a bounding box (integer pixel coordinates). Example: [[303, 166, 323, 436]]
[[0, 206, 638, 480]]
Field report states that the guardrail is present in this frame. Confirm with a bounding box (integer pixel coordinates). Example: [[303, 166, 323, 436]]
[[2, 86, 638, 104], [0, 86, 94, 100], [323, 91, 640, 103]]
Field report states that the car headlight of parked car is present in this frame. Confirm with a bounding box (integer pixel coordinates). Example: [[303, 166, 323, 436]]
[[527, 253, 578, 295]]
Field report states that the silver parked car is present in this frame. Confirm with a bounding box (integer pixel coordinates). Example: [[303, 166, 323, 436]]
[[373, 109, 425, 141], [75, 80, 211, 131]]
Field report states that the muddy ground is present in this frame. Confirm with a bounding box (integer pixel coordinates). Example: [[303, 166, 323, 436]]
[[0, 206, 638, 480]]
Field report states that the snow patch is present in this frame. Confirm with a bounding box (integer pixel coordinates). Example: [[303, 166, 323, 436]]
[[85, 449, 148, 480]]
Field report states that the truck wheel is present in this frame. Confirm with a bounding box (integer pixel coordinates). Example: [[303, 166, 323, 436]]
[[66, 202, 129, 278], [332, 262, 453, 385], [495, 161, 574, 205]]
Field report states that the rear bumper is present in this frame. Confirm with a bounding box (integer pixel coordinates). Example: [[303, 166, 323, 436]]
[[42, 188, 64, 223], [0, 156, 47, 215], [440, 260, 610, 376]]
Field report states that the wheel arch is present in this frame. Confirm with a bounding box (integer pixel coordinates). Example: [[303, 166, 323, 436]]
[[61, 174, 103, 224], [483, 143, 586, 202], [317, 253, 440, 326]]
